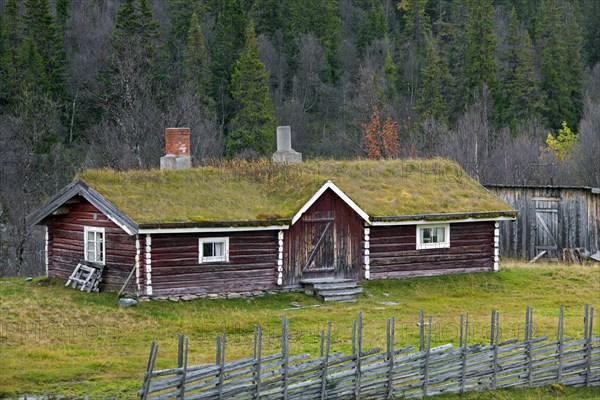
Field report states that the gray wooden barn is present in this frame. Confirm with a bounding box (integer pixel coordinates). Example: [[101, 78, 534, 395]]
[[486, 185, 600, 260]]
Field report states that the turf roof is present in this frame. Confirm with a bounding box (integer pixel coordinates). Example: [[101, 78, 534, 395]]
[[77, 158, 514, 224]]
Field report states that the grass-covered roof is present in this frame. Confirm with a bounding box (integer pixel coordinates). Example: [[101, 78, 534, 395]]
[[77, 158, 513, 224]]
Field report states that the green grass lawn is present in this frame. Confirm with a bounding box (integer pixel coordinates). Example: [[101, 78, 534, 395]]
[[0, 260, 598, 399]]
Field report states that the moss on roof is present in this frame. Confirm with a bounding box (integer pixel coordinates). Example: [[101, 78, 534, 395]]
[[78, 158, 513, 224]]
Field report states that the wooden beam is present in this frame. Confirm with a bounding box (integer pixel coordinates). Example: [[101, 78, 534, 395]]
[[51, 206, 70, 216], [529, 250, 547, 263]]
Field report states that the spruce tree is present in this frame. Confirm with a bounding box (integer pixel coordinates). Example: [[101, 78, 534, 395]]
[[384, 46, 398, 100], [499, 7, 544, 132], [23, 0, 66, 100], [211, 0, 247, 95], [226, 20, 276, 157], [284, 0, 341, 82], [357, 0, 387, 55], [581, 0, 600, 67], [538, 0, 583, 130], [251, 0, 283, 38], [19, 34, 50, 95], [398, 0, 430, 106], [109, 0, 161, 96], [183, 12, 212, 105], [165, 0, 201, 61], [0, 0, 22, 111], [417, 38, 446, 124], [399, 0, 430, 45], [465, 0, 497, 102], [56, 0, 70, 31], [444, 0, 469, 123]]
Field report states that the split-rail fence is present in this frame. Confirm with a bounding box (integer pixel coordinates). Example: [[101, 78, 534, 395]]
[[139, 305, 599, 399]]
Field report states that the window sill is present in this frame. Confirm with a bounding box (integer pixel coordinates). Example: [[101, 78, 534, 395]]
[[416, 243, 450, 250]]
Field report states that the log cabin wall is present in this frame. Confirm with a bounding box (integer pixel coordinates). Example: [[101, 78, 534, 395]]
[[369, 222, 495, 279], [150, 231, 279, 296], [487, 186, 600, 259], [284, 189, 363, 285], [45, 197, 137, 291]]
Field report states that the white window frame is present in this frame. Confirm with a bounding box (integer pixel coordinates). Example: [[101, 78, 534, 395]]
[[84, 226, 106, 264], [416, 224, 450, 250], [199, 237, 229, 263]]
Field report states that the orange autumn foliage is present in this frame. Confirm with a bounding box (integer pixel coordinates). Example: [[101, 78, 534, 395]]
[[362, 106, 400, 159]]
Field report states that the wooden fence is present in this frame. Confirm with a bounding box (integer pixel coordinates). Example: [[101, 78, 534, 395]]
[[139, 305, 599, 399]]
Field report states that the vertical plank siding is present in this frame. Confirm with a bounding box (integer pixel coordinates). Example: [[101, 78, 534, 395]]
[[284, 189, 363, 285], [487, 186, 600, 259], [369, 222, 495, 279], [45, 197, 136, 290], [150, 231, 279, 296]]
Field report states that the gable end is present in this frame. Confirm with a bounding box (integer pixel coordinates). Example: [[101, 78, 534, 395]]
[[291, 180, 370, 225], [27, 180, 138, 235]]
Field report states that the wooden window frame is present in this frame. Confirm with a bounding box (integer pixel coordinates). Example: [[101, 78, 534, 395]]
[[84, 226, 106, 264], [199, 237, 229, 263], [416, 224, 450, 250]]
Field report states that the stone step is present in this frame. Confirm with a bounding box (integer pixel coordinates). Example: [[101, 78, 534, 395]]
[[317, 287, 363, 297], [301, 278, 362, 303], [322, 295, 358, 302], [312, 282, 360, 290]]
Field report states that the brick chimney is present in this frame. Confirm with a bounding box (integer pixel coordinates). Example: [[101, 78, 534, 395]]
[[160, 127, 192, 170], [272, 126, 302, 164]]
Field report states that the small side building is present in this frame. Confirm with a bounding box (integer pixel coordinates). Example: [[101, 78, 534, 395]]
[[486, 185, 600, 260]]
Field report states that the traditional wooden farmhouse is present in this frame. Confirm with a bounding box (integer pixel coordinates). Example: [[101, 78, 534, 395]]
[[486, 185, 600, 261], [29, 128, 516, 300]]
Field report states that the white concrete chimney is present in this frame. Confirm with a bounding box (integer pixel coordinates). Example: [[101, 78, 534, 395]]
[[273, 126, 302, 164]]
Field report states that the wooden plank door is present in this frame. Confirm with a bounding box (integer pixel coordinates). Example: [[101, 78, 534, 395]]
[[301, 211, 336, 278], [534, 199, 559, 259]]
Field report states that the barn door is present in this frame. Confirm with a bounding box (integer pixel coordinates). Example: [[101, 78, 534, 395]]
[[534, 198, 559, 259], [301, 211, 336, 277]]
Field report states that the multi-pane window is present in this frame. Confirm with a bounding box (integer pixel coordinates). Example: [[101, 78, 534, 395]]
[[199, 237, 229, 263], [417, 225, 450, 250], [84, 227, 105, 263]]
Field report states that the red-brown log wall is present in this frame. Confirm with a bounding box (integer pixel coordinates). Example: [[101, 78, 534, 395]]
[[369, 222, 495, 279], [149, 231, 279, 296], [46, 197, 137, 291]]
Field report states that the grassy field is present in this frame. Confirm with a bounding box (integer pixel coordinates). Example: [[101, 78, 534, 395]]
[[0, 260, 598, 399]]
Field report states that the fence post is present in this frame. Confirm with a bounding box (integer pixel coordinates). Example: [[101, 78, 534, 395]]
[[526, 306, 534, 387], [139, 341, 158, 400], [491, 311, 500, 390], [282, 315, 289, 399], [585, 305, 594, 387], [217, 331, 226, 400], [175, 334, 188, 400], [419, 308, 425, 352], [557, 305, 564, 383], [386, 317, 395, 399], [354, 312, 363, 399], [253, 325, 262, 399], [320, 321, 332, 399], [422, 316, 432, 398], [460, 313, 469, 394], [490, 309, 496, 346]]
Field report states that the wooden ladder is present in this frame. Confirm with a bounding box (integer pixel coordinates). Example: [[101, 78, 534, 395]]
[[65, 260, 105, 292]]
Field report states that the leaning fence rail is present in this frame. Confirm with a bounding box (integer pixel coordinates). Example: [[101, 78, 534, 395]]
[[139, 305, 599, 399]]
